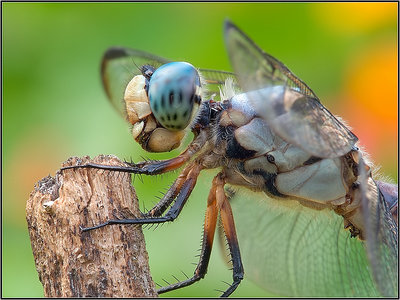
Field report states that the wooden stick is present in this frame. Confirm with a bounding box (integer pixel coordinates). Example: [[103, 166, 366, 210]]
[[26, 155, 157, 297]]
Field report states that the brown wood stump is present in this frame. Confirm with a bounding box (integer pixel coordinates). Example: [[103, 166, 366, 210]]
[[26, 155, 157, 297]]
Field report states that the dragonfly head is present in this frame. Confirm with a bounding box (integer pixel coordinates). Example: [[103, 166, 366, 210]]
[[123, 62, 201, 152], [148, 62, 202, 131]]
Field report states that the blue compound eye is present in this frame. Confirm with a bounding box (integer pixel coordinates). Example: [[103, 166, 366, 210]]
[[148, 62, 201, 131]]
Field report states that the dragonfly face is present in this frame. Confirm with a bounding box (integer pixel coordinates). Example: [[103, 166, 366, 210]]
[[65, 21, 398, 297], [148, 62, 202, 131]]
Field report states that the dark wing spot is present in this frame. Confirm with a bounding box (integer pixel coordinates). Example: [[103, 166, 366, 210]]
[[160, 116, 165, 122], [290, 96, 311, 118], [153, 102, 158, 113], [169, 92, 174, 105], [182, 109, 189, 118], [173, 113, 177, 121], [167, 114, 171, 121]]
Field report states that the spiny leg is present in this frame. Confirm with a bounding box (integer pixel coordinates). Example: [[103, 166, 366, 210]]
[[61, 153, 189, 175], [216, 188, 236, 268], [157, 172, 220, 295], [61, 130, 207, 175], [80, 163, 202, 232], [62, 132, 207, 227], [145, 162, 199, 218], [157, 173, 244, 297], [216, 174, 244, 297]]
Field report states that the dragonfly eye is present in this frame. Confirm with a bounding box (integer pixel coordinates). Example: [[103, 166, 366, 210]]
[[148, 62, 202, 131]]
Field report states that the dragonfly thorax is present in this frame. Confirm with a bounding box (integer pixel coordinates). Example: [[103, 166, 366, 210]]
[[194, 95, 357, 215]]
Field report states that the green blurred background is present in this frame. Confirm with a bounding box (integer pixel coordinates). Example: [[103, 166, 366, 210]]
[[3, 2, 397, 297]]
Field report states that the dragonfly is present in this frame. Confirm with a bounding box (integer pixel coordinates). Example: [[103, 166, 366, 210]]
[[62, 20, 398, 297]]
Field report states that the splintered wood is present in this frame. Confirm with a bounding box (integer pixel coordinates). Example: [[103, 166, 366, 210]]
[[26, 155, 157, 297]]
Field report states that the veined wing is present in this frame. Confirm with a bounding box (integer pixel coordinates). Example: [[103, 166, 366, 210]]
[[359, 156, 398, 297], [229, 188, 382, 297], [101, 47, 238, 120], [223, 20, 358, 158], [199, 69, 239, 101], [101, 47, 170, 119]]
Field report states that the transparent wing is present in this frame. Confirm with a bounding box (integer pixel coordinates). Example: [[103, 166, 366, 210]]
[[223, 20, 358, 158], [101, 47, 170, 119], [229, 188, 383, 297], [199, 69, 239, 102], [101, 47, 238, 120], [359, 155, 398, 297]]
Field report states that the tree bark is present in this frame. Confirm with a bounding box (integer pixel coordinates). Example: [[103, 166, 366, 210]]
[[26, 155, 158, 297]]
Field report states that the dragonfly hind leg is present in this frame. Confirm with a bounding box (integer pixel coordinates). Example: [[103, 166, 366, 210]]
[[216, 174, 244, 297], [157, 173, 244, 297]]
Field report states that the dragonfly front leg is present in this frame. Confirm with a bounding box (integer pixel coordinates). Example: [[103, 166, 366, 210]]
[[61, 130, 207, 175], [157, 173, 244, 297], [61, 152, 189, 175], [79, 162, 202, 232]]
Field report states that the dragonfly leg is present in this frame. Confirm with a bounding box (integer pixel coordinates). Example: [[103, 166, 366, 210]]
[[80, 163, 202, 232], [216, 174, 244, 297], [61, 130, 207, 175], [157, 172, 219, 295], [61, 153, 189, 175], [157, 173, 243, 297], [145, 162, 198, 217]]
